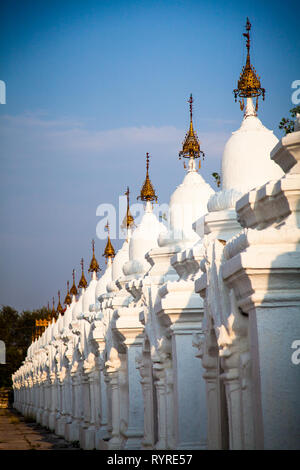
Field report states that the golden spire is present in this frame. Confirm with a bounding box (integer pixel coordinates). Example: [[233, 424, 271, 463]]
[[88, 239, 101, 274], [51, 296, 58, 322], [70, 269, 78, 297], [233, 18, 265, 111], [47, 301, 52, 324], [103, 221, 116, 262], [57, 290, 64, 316], [137, 152, 158, 202], [64, 280, 72, 306], [179, 94, 205, 165], [122, 186, 135, 229], [78, 258, 88, 289]]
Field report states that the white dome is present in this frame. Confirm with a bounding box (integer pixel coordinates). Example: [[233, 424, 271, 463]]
[[159, 163, 214, 245], [63, 303, 73, 331], [112, 240, 129, 281], [222, 99, 283, 194], [57, 314, 64, 334], [82, 276, 98, 313], [105, 239, 130, 293], [95, 263, 112, 301], [123, 203, 166, 276], [73, 292, 83, 319]]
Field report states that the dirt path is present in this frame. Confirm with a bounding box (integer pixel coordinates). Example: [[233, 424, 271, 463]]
[[0, 408, 80, 450]]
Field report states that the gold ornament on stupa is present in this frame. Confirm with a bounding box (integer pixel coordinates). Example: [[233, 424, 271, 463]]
[[179, 94, 205, 167], [51, 296, 58, 322], [64, 280, 72, 306], [121, 186, 135, 230], [70, 269, 78, 297], [78, 258, 88, 289], [103, 221, 116, 262], [88, 239, 101, 274], [46, 301, 52, 324], [233, 18, 265, 112], [137, 152, 158, 202], [57, 290, 64, 316]]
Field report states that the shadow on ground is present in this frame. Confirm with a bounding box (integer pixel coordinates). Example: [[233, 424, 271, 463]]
[[0, 408, 81, 450]]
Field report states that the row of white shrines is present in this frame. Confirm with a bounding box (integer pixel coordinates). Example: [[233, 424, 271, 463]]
[[12, 101, 300, 450]]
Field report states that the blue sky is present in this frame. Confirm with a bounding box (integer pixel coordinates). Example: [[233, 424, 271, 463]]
[[0, 0, 299, 311]]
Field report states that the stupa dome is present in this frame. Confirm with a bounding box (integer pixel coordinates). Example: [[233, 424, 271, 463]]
[[159, 162, 214, 246], [208, 99, 284, 212], [72, 293, 83, 319], [222, 99, 283, 193], [112, 240, 129, 281], [95, 263, 112, 300], [123, 202, 166, 276], [82, 276, 98, 314]]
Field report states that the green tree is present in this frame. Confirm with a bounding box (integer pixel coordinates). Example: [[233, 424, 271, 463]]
[[279, 105, 300, 135], [0, 305, 49, 388], [212, 172, 221, 188]]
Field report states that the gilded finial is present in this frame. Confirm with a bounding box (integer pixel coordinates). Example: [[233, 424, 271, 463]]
[[179, 94, 205, 164], [137, 153, 158, 202], [64, 280, 72, 306], [88, 239, 101, 274], [51, 296, 58, 321], [78, 258, 88, 289], [57, 290, 64, 316], [70, 269, 78, 297], [103, 221, 116, 262], [47, 301, 52, 323], [122, 186, 135, 229], [233, 18, 265, 111], [188, 93, 193, 122]]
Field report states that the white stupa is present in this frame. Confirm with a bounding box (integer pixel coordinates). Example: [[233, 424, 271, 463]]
[[159, 95, 214, 247], [72, 258, 87, 319], [122, 153, 166, 279], [82, 240, 101, 315], [208, 19, 283, 213], [96, 222, 116, 297]]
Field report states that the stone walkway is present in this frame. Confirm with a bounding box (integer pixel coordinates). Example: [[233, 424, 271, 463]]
[[0, 408, 80, 450]]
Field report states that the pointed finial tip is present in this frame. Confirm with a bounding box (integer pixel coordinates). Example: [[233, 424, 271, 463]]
[[137, 152, 158, 202], [89, 238, 100, 274], [122, 185, 135, 229], [179, 94, 204, 165], [78, 257, 87, 288], [233, 18, 265, 110], [103, 222, 116, 260]]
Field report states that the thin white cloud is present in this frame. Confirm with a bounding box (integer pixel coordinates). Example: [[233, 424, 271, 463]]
[[0, 113, 230, 162]]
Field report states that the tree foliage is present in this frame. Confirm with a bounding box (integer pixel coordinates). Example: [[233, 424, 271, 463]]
[[212, 172, 221, 188], [279, 105, 300, 135], [0, 305, 49, 388]]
